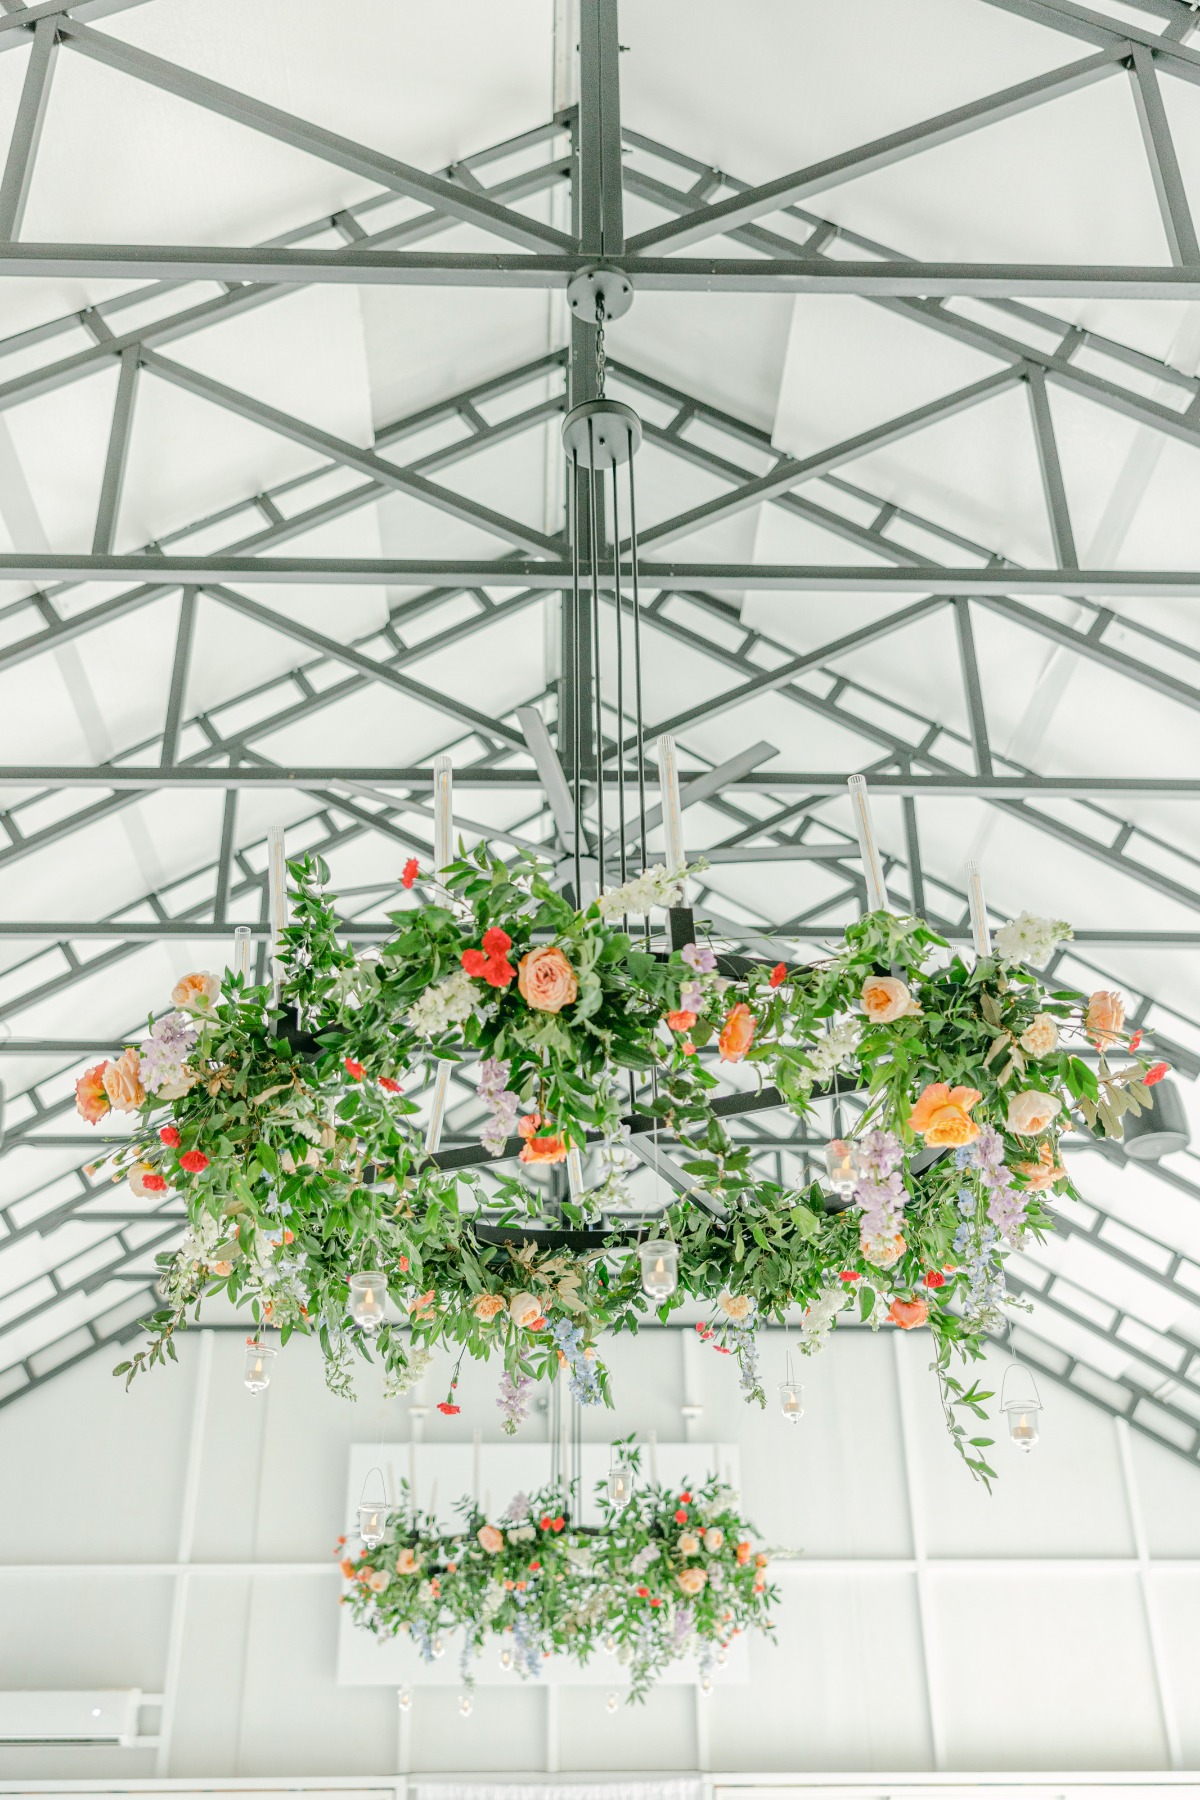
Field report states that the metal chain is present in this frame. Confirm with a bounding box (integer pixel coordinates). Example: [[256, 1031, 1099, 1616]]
[[595, 297, 606, 397]]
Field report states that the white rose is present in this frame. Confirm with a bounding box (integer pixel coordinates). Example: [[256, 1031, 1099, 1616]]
[[508, 1292, 542, 1329]]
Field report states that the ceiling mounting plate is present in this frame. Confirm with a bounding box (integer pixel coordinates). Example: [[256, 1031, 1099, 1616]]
[[561, 397, 643, 469], [566, 265, 634, 322]]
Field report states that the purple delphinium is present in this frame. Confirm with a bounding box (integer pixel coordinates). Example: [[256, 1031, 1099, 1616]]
[[477, 1056, 520, 1156], [497, 1370, 534, 1435]]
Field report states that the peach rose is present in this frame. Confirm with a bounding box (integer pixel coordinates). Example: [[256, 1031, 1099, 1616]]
[[887, 1296, 928, 1330], [395, 1548, 421, 1575], [861, 975, 915, 1024], [677, 1566, 707, 1596], [477, 1525, 503, 1553], [518, 946, 578, 1014], [519, 1133, 568, 1166], [1006, 1089, 1061, 1137], [102, 1046, 145, 1113], [1019, 1013, 1059, 1058], [1086, 989, 1125, 1051], [367, 1568, 391, 1592], [718, 1290, 755, 1323], [1017, 1142, 1067, 1190], [509, 1292, 542, 1329], [172, 971, 219, 1010], [75, 1062, 111, 1123], [473, 1293, 506, 1322], [211, 1260, 234, 1277], [861, 1230, 906, 1270], [678, 1532, 700, 1555], [908, 1082, 981, 1146], [704, 1527, 724, 1551], [718, 1003, 755, 1062], [735, 1541, 751, 1565]]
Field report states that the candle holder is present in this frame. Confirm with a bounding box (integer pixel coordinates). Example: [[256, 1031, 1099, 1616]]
[[1001, 1362, 1042, 1453], [638, 1238, 678, 1301], [349, 1271, 387, 1332]]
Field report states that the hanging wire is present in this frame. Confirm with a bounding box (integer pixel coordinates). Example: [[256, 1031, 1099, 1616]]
[[627, 445, 649, 891], [610, 458, 628, 889], [586, 415, 606, 892]]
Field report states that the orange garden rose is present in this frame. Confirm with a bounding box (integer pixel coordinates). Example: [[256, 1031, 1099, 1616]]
[[736, 1540, 752, 1565], [908, 1082, 981, 1146], [1017, 1142, 1067, 1190], [477, 1525, 503, 1553], [666, 1010, 697, 1031], [75, 1062, 111, 1123], [519, 1133, 568, 1165], [718, 1003, 755, 1061], [517, 945, 578, 1013], [102, 1046, 145, 1113], [861, 974, 916, 1024], [172, 970, 219, 1009], [473, 1293, 506, 1322], [1006, 1089, 1062, 1137], [1086, 989, 1125, 1050], [887, 1296, 929, 1330], [677, 1566, 708, 1596]]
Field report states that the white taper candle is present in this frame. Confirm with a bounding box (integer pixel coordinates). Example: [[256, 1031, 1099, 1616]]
[[233, 924, 251, 981], [567, 1145, 585, 1199], [656, 733, 686, 890], [266, 824, 288, 1001], [847, 775, 888, 913], [967, 860, 992, 958], [425, 756, 455, 1154]]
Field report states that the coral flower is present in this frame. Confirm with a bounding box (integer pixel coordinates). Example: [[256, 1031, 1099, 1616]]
[[179, 1149, 209, 1173], [674, 1508, 689, 1524], [102, 1047, 145, 1113], [519, 1133, 568, 1166], [436, 1401, 460, 1416], [718, 1003, 755, 1062], [1145, 1062, 1169, 1086], [128, 1164, 168, 1197], [159, 1124, 181, 1148], [339, 1559, 356, 1579], [924, 1269, 946, 1288], [379, 1077, 403, 1093], [887, 1297, 929, 1331], [518, 945, 578, 1013], [908, 1082, 982, 1146], [769, 962, 788, 988], [343, 1057, 365, 1081], [477, 1525, 503, 1553], [1016, 1142, 1068, 1190], [666, 1010, 697, 1031], [736, 1541, 751, 1565], [75, 1062, 111, 1123], [861, 974, 915, 1024], [1086, 989, 1125, 1051], [172, 971, 219, 1010], [401, 858, 419, 889]]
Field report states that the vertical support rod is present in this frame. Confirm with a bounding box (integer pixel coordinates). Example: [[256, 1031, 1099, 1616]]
[[847, 773, 888, 913], [424, 757, 454, 1154], [92, 344, 139, 555], [966, 859, 991, 958], [577, 0, 624, 256]]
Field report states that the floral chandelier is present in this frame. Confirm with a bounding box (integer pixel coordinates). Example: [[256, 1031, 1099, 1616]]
[[77, 335, 1165, 1484]]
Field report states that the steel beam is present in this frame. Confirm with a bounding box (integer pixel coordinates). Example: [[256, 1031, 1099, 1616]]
[[577, 0, 624, 255], [91, 343, 139, 556], [0, 14, 57, 240], [1129, 43, 1200, 266], [58, 20, 575, 255]]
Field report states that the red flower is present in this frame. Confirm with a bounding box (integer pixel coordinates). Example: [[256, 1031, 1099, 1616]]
[[461, 948, 489, 978], [159, 1125, 181, 1148], [179, 1150, 208, 1173], [769, 962, 787, 988], [666, 1010, 697, 1032], [482, 926, 512, 957], [552, 1515, 564, 1531], [1145, 1062, 1169, 1086], [839, 1271, 861, 1282], [344, 1057, 365, 1081], [483, 956, 514, 989], [924, 1270, 946, 1288], [399, 1255, 409, 1272], [636, 1585, 650, 1598], [528, 1315, 547, 1331], [141, 1172, 167, 1193], [379, 1076, 403, 1093], [1129, 1029, 1143, 1051], [436, 1401, 461, 1416], [540, 1515, 553, 1530], [679, 1491, 692, 1503], [649, 1597, 662, 1608], [529, 1559, 541, 1571], [401, 858, 419, 889], [674, 1508, 688, 1524]]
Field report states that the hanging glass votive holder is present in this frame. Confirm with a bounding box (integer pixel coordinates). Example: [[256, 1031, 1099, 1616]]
[[349, 1270, 387, 1332], [358, 1501, 387, 1548], [824, 1139, 857, 1198], [607, 1451, 634, 1506], [778, 1380, 804, 1423], [1001, 1362, 1043, 1453], [638, 1238, 678, 1301], [243, 1340, 275, 1393]]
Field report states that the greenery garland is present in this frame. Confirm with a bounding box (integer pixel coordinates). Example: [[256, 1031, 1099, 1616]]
[[79, 846, 1163, 1477], [338, 1450, 775, 1701]]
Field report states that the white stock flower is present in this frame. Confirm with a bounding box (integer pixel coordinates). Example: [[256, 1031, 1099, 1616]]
[[406, 969, 478, 1037], [995, 911, 1073, 970], [797, 1284, 852, 1355], [596, 865, 685, 921]]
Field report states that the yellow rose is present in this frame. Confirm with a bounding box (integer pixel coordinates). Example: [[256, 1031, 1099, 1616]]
[[1020, 1013, 1059, 1058], [1006, 1089, 1062, 1137]]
